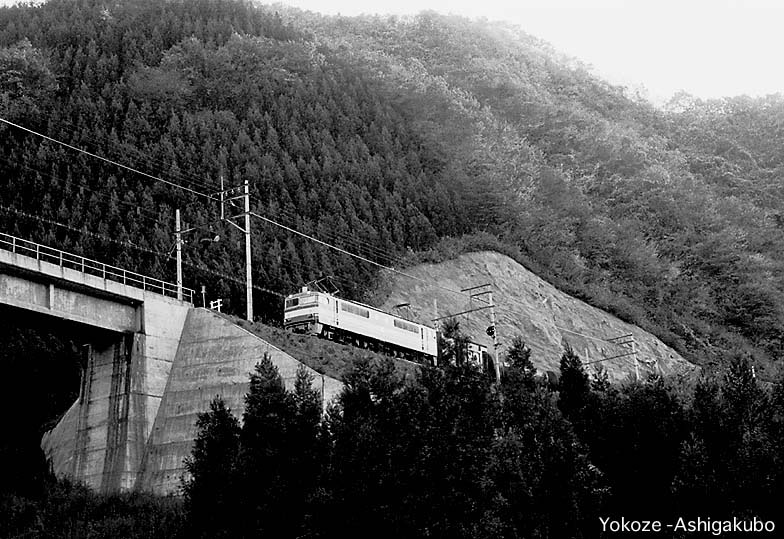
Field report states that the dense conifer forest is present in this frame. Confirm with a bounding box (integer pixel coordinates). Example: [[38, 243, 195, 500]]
[[3, 0, 784, 536]]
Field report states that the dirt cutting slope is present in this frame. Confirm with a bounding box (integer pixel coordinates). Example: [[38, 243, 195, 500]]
[[376, 251, 697, 382]]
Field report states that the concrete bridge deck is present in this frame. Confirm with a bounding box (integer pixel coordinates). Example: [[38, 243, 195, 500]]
[[0, 231, 193, 309]]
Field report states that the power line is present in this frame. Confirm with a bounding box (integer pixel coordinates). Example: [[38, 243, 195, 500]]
[[0, 117, 218, 201], [256, 202, 405, 267], [39, 115, 219, 192], [45, 116, 220, 193], [3, 195, 642, 366], [248, 210, 472, 299], [261, 203, 390, 258], [182, 259, 287, 299], [0, 204, 165, 257], [3, 116, 418, 272], [0, 155, 170, 227], [0, 164, 303, 299], [584, 351, 638, 366], [0, 204, 286, 299], [2, 116, 637, 357]]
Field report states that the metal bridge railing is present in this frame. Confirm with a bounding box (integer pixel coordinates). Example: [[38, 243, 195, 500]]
[[0, 232, 193, 303]]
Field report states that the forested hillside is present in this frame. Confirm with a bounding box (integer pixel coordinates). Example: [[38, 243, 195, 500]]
[[4, 1, 784, 535], [3, 0, 783, 376]]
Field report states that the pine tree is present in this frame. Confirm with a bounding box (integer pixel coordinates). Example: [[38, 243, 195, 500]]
[[557, 345, 590, 422], [722, 353, 766, 431], [291, 363, 323, 484], [438, 318, 471, 367], [238, 354, 312, 537], [502, 335, 536, 390], [182, 397, 241, 539]]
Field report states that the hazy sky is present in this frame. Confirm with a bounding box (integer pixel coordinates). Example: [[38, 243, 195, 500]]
[[2, 0, 781, 102], [280, 0, 784, 103]]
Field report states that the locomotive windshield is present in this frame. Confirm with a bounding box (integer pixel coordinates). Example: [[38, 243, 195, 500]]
[[285, 294, 317, 309]]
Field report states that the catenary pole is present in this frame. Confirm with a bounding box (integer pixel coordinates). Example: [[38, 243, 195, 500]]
[[488, 289, 500, 384], [244, 178, 253, 322], [175, 209, 183, 300]]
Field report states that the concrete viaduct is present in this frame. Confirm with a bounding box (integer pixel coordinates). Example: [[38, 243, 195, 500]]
[[0, 232, 342, 494]]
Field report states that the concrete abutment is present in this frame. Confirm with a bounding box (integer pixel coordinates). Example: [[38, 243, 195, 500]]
[[40, 306, 342, 495], [1, 246, 342, 495]]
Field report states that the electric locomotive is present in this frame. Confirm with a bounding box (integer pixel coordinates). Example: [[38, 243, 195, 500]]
[[284, 287, 438, 363]]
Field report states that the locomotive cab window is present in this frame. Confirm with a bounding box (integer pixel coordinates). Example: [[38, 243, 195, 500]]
[[286, 295, 316, 309]]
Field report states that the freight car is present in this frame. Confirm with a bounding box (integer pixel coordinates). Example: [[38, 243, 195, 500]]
[[284, 287, 438, 363]]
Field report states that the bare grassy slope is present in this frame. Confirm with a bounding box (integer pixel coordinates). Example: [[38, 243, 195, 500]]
[[376, 251, 697, 381], [235, 318, 421, 382]]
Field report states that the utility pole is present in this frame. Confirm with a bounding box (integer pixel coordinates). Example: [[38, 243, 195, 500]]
[[175, 209, 183, 301], [243, 178, 253, 322], [220, 175, 225, 221], [219, 178, 254, 322], [488, 288, 500, 384], [174, 209, 222, 305], [433, 298, 439, 367]]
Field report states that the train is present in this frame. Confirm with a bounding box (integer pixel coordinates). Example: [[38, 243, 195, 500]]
[[283, 286, 488, 367]]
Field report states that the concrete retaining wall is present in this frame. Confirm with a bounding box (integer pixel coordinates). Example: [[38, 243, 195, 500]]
[[137, 308, 342, 494], [41, 306, 343, 495], [41, 292, 191, 493]]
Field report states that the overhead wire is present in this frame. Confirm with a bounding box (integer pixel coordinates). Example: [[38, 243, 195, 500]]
[[254, 201, 405, 267], [253, 204, 640, 358], [248, 209, 473, 298], [0, 151, 295, 299], [0, 204, 167, 259], [0, 139, 332, 298], [44, 115, 220, 193], [181, 259, 287, 300], [0, 117, 218, 201], [583, 351, 638, 366], [1, 115, 638, 364], [0, 155, 170, 227], [4, 115, 419, 268], [0, 204, 286, 299]]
